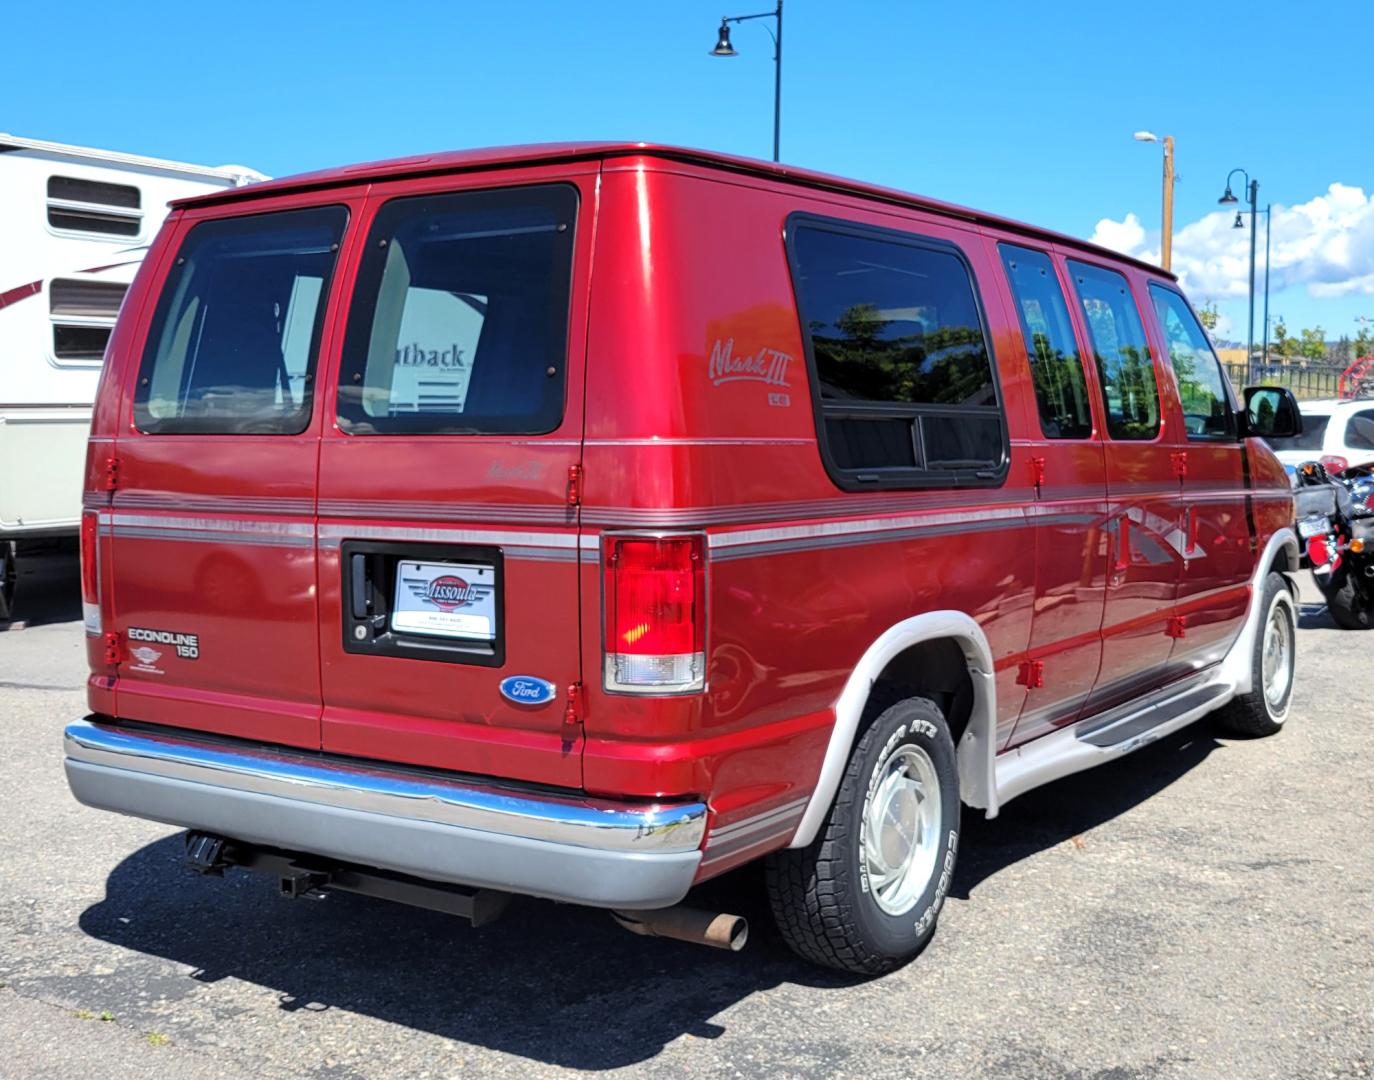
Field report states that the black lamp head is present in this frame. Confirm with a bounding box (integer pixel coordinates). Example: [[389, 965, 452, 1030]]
[[1218, 186, 1239, 205], [1233, 212, 1245, 229], [710, 21, 738, 56]]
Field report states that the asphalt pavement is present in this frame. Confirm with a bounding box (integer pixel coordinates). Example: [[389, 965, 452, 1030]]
[[1, 548, 1370, 1079]]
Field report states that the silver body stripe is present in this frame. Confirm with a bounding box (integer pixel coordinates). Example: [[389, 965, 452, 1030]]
[[315, 523, 579, 550]]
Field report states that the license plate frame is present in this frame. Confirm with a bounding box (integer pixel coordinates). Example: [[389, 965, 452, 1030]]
[[391, 559, 498, 642], [1297, 516, 1332, 540]]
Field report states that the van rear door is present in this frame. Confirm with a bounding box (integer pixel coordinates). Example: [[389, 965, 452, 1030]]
[[314, 168, 594, 788], [107, 196, 358, 748]]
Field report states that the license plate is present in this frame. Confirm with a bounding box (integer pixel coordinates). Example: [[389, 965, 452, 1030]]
[[392, 560, 497, 641], [1298, 517, 1331, 539]]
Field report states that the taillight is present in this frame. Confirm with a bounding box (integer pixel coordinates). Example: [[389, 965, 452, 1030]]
[[1321, 454, 1349, 475], [603, 534, 706, 694], [80, 510, 101, 635]]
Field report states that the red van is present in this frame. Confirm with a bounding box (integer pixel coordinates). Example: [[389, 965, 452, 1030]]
[[64, 143, 1303, 973]]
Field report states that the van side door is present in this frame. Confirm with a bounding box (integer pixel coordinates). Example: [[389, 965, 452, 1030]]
[[1146, 283, 1252, 666], [994, 242, 1108, 747], [1063, 258, 1183, 716]]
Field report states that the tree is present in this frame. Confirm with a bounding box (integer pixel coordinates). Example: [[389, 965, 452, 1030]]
[[1356, 325, 1374, 359], [1332, 335, 1353, 366], [1272, 320, 1294, 359], [1298, 326, 1327, 363], [1197, 303, 1220, 333]]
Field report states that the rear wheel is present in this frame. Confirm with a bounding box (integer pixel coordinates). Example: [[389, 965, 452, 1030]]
[[766, 689, 960, 974], [1323, 567, 1374, 630], [0, 541, 16, 622], [1215, 571, 1296, 737]]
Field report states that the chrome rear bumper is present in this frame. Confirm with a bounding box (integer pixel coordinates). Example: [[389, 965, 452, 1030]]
[[63, 718, 706, 910]]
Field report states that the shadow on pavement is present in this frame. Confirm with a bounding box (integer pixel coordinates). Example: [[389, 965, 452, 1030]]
[[7, 541, 81, 628], [77, 728, 1220, 1068], [1297, 600, 1337, 630], [953, 724, 1222, 899]]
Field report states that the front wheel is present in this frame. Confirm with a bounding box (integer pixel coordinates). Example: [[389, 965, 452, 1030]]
[[0, 541, 16, 623], [1215, 571, 1296, 737], [766, 690, 961, 975]]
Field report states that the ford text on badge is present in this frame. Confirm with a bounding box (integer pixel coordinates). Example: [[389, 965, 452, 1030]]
[[499, 676, 557, 706]]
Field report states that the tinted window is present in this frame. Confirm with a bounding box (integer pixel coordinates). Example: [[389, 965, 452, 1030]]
[[134, 206, 347, 435], [1347, 409, 1374, 452], [999, 245, 1092, 438], [337, 184, 577, 435], [1149, 285, 1236, 439], [789, 220, 1004, 482], [1267, 413, 1329, 451], [1068, 261, 1159, 440]]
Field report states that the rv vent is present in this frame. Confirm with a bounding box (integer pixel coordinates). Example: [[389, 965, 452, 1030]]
[[47, 175, 142, 237]]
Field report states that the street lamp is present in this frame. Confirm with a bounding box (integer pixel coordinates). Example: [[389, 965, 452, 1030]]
[[708, 2, 784, 163], [1220, 168, 1260, 382], [1134, 131, 1175, 272], [1234, 204, 1273, 366]]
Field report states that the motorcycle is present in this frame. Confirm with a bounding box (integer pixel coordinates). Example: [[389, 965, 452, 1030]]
[[1292, 459, 1374, 630]]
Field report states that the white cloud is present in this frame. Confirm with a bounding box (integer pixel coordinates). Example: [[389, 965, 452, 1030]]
[[1089, 183, 1374, 305]]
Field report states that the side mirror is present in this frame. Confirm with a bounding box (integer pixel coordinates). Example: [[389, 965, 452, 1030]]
[[1241, 386, 1303, 439]]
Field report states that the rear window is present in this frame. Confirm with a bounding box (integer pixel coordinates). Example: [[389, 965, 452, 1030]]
[[134, 206, 348, 435], [336, 184, 577, 436], [787, 216, 1005, 486], [1267, 413, 1329, 451]]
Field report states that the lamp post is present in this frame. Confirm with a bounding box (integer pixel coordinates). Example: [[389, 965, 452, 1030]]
[[1219, 169, 1259, 383], [1133, 131, 1175, 271], [709, 2, 784, 162], [1232, 205, 1273, 368]]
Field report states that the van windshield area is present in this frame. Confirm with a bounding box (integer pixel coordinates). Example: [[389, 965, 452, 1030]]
[[134, 206, 348, 435], [336, 184, 577, 436]]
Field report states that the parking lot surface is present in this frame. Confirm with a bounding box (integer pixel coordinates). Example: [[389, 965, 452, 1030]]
[[1, 550, 1370, 1079]]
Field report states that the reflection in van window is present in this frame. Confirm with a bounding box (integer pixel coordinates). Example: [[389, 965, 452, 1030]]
[[1149, 285, 1236, 439], [337, 185, 577, 436], [999, 245, 1092, 439], [133, 206, 348, 435], [1068, 261, 1160, 440], [790, 222, 1004, 480]]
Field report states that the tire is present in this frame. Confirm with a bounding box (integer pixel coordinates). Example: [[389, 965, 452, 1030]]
[[1215, 571, 1296, 737], [0, 541, 15, 623], [765, 688, 961, 975], [1323, 567, 1374, 631]]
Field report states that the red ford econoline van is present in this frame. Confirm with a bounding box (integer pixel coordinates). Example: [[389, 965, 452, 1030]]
[[64, 144, 1303, 973]]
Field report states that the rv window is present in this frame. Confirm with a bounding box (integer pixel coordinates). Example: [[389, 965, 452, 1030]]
[[49, 279, 128, 319], [133, 206, 348, 435], [54, 325, 112, 363], [787, 217, 1005, 486], [1068, 261, 1160, 441], [336, 184, 577, 436], [47, 175, 142, 237], [999, 245, 1093, 439]]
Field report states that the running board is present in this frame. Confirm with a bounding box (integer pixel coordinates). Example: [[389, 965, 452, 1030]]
[[993, 672, 1236, 810], [1075, 677, 1230, 749]]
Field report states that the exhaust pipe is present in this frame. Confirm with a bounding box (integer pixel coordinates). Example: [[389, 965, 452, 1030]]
[[612, 906, 749, 952]]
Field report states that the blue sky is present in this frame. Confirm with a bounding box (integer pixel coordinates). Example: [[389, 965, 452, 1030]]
[[8, 0, 1374, 345]]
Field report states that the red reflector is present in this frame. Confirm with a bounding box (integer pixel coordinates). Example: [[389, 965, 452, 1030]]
[[1320, 455, 1349, 475], [604, 534, 706, 693]]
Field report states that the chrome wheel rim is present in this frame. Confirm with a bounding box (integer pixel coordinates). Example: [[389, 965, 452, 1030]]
[[1262, 600, 1293, 710], [862, 743, 942, 916]]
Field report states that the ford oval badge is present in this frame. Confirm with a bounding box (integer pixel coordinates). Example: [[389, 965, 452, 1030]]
[[500, 676, 557, 706]]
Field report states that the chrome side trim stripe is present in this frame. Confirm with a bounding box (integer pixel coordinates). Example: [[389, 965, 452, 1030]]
[[64, 719, 707, 854], [701, 797, 809, 868], [315, 522, 580, 550]]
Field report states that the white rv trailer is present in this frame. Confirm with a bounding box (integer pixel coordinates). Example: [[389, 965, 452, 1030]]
[[0, 135, 265, 618]]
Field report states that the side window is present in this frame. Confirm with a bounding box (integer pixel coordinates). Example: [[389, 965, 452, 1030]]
[[1346, 409, 1374, 452], [1149, 284, 1236, 439], [1068, 261, 1160, 441], [999, 245, 1092, 439], [133, 206, 348, 435], [48, 175, 142, 238], [788, 218, 1006, 485], [336, 184, 577, 436]]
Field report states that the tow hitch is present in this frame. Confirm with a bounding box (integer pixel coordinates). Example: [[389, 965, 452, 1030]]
[[181, 831, 511, 926]]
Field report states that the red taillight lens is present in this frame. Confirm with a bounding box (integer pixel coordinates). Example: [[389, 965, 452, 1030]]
[[80, 510, 101, 634], [1321, 454, 1349, 475], [604, 534, 706, 693]]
